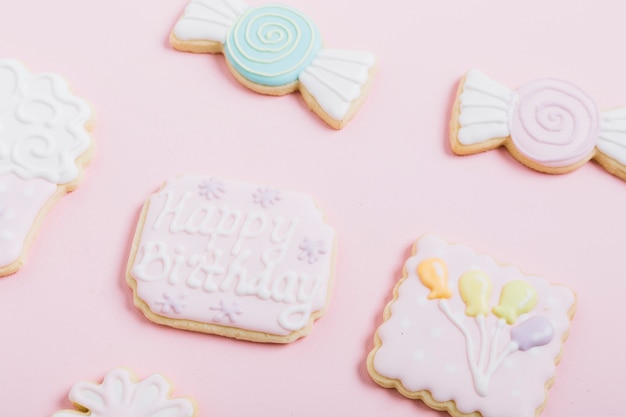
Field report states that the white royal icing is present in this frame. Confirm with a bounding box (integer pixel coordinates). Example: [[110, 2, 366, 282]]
[[51, 368, 196, 417], [299, 49, 375, 121], [597, 107, 626, 165], [173, 0, 248, 44], [457, 69, 513, 145], [0, 59, 91, 184]]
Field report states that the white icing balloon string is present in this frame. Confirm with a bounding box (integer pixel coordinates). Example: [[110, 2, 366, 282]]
[[476, 314, 488, 371], [437, 299, 519, 397]]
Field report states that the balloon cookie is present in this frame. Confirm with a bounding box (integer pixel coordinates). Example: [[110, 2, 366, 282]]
[[126, 175, 337, 343], [367, 235, 576, 417], [51, 368, 197, 417], [0, 59, 94, 277], [170, 0, 376, 129], [450, 69, 626, 181]]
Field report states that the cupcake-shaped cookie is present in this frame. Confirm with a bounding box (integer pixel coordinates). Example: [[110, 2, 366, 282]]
[[0, 59, 93, 276]]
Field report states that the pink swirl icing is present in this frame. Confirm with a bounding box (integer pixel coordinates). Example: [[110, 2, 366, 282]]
[[509, 79, 599, 167]]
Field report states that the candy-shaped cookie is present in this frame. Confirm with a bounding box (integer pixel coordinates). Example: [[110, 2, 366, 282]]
[[0, 59, 94, 276], [450, 69, 626, 181], [170, 0, 376, 129], [367, 235, 576, 417], [51, 368, 197, 417], [126, 175, 337, 343]]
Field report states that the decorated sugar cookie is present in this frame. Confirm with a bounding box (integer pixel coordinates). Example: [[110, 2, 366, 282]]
[[51, 368, 197, 417], [450, 69, 626, 181], [0, 59, 94, 277], [367, 235, 576, 417], [126, 175, 336, 343], [170, 0, 376, 129]]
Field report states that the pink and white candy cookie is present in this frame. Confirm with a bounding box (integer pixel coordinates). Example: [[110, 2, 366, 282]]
[[0, 59, 94, 276], [126, 175, 337, 343], [367, 235, 576, 417], [450, 69, 626, 180], [51, 368, 197, 417]]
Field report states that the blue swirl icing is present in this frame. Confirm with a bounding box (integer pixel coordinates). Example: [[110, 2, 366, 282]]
[[224, 4, 322, 87]]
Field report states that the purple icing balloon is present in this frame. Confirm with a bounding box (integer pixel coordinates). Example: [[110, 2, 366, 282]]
[[510, 316, 554, 351]]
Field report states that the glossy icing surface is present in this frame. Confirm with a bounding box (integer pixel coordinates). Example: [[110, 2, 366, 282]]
[[0, 59, 92, 184], [171, 0, 375, 125], [457, 70, 601, 167], [0, 173, 56, 266], [128, 175, 336, 339], [224, 4, 322, 86], [297, 49, 375, 120], [370, 235, 575, 417], [510, 79, 599, 167], [0, 59, 92, 273], [51, 368, 196, 417], [172, 0, 249, 44], [457, 69, 513, 145], [598, 108, 626, 165]]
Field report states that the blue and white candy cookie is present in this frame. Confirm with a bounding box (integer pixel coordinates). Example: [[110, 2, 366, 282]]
[[170, 0, 376, 129]]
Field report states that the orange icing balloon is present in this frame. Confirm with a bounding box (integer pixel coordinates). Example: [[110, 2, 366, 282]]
[[417, 258, 452, 300]]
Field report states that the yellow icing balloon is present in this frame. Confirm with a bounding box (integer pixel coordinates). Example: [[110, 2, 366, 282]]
[[417, 258, 452, 300], [492, 280, 538, 324], [458, 270, 492, 317]]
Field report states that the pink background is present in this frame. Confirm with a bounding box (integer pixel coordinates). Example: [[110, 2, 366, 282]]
[[0, 0, 622, 416]]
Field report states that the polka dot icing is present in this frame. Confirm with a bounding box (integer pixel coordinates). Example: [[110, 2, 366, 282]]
[[510, 79, 600, 167], [367, 235, 576, 417], [445, 363, 457, 375], [413, 350, 425, 361], [224, 4, 322, 86]]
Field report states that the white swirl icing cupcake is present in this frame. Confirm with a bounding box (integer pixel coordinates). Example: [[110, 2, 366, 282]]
[[0, 59, 94, 276]]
